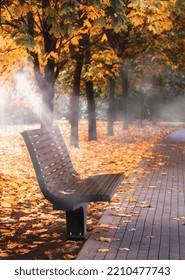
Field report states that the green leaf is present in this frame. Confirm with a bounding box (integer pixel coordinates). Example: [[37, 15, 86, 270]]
[[15, 35, 36, 49], [19, 0, 25, 6], [94, 16, 106, 28]]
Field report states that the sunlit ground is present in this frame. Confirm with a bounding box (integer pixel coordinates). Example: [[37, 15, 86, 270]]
[[0, 120, 184, 259]]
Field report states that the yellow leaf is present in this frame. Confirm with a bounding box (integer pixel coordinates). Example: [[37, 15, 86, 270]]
[[49, 51, 59, 61], [173, 217, 185, 221], [83, 19, 92, 28], [44, 250, 52, 255], [92, 224, 109, 228], [119, 248, 130, 251], [146, 235, 156, 239], [129, 198, 138, 203], [110, 212, 138, 217], [52, 233, 61, 238], [147, 186, 156, 189], [102, 0, 111, 6], [101, 33, 107, 42], [140, 204, 151, 208], [7, 242, 20, 249], [96, 237, 120, 242], [62, 242, 80, 253], [71, 37, 79, 45], [64, 254, 76, 260], [98, 249, 109, 252], [1, 202, 12, 208], [0, 251, 9, 257], [15, 249, 30, 254], [40, 234, 50, 238]]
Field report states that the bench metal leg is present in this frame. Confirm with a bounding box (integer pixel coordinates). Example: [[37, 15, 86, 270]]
[[66, 204, 87, 240]]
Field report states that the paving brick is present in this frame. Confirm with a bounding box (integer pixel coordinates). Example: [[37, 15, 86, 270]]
[[77, 131, 185, 260]]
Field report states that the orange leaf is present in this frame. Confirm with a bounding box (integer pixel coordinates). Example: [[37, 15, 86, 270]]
[[129, 198, 138, 203], [119, 248, 130, 251], [44, 250, 52, 255], [96, 237, 120, 242], [64, 254, 76, 260], [98, 249, 109, 252], [146, 235, 156, 239], [15, 249, 30, 254]]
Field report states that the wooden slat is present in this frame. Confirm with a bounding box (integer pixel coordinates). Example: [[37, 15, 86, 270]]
[[44, 168, 72, 185], [38, 150, 70, 165], [41, 159, 74, 176], [27, 126, 60, 136], [88, 174, 123, 200], [41, 159, 75, 179], [38, 153, 63, 166], [31, 138, 60, 150], [45, 170, 76, 188], [22, 126, 124, 211], [31, 133, 65, 147]]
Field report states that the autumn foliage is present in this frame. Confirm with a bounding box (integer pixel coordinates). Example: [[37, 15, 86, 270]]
[[0, 121, 182, 259], [0, 0, 185, 260]]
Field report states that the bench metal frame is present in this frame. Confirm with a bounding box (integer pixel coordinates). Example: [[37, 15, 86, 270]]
[[21, 126, 124, 239]]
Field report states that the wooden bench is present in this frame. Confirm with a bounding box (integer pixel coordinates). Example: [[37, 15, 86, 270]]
[[21, 126, 124, 239]]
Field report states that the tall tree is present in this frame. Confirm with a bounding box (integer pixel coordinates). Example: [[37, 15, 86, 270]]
[[0, 0, 79, 127], [107, 76, 116, 135], [103, 0, 177, 132]]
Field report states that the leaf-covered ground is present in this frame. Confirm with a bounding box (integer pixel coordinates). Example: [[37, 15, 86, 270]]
[[0, 120, 183, 260]]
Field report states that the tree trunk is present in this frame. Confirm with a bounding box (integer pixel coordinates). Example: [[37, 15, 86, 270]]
[[84, 37, 97, 141], [139, 82, 144, 128], [120, 63, 129, 130], [107, 76, 116, 136], [70, 55, 84, 147], [27, 8, 57, 128], [41, 59, 55, 128], [86, 81, 97, 141]]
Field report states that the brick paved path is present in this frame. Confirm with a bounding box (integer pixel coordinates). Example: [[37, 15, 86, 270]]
[[77, 130, 185, 260]]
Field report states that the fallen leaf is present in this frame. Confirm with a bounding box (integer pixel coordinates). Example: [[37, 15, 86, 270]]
[[15, 249, 30, 254], [90, 229, 108, 234], [44, 250, 52, 255], [52, 233, 61, 238], [146, 235, 156, 239], [117, 189, 134, 194], [33, 241, 45, 245], [110, 211, 138, 217], [128, 228, 136, 231], [146, 186, 157, 189], [7, 242, 20, 249], [0, 251, 9, 257], [98, 249, 109, 252], [119, 248, 130, 251], [140, 204, 151, 208], [40, 234, 50, 238], [173, 217, 185, 221], [62, 242, 80, 253], [112, 196, 122, 203], [92, 224, 119, 229], [92, 224, 109, 228], [96, 237, 120, 242], [129, 198, 138, 203], [64, 254, 76, 260]]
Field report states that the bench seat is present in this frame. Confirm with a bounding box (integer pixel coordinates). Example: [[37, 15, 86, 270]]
[[21, 126, 124, 239]]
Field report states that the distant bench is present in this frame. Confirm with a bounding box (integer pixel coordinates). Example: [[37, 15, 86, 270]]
[[21, 126, 124, 239]]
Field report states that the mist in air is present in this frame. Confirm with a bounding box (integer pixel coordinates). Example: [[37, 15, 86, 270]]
[[0, 66, 184, 130]]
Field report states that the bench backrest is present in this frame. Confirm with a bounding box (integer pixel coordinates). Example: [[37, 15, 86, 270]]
[[21, 126, 78, 200]]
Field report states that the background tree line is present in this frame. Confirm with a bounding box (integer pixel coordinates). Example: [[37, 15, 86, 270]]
[[0, 0, 184, 147]]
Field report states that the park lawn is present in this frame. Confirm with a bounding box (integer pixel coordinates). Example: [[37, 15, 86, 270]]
[[0, 120, 182, 260]]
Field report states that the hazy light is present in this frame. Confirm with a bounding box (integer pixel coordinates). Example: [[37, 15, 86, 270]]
[[14, 71, 41, 120]]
